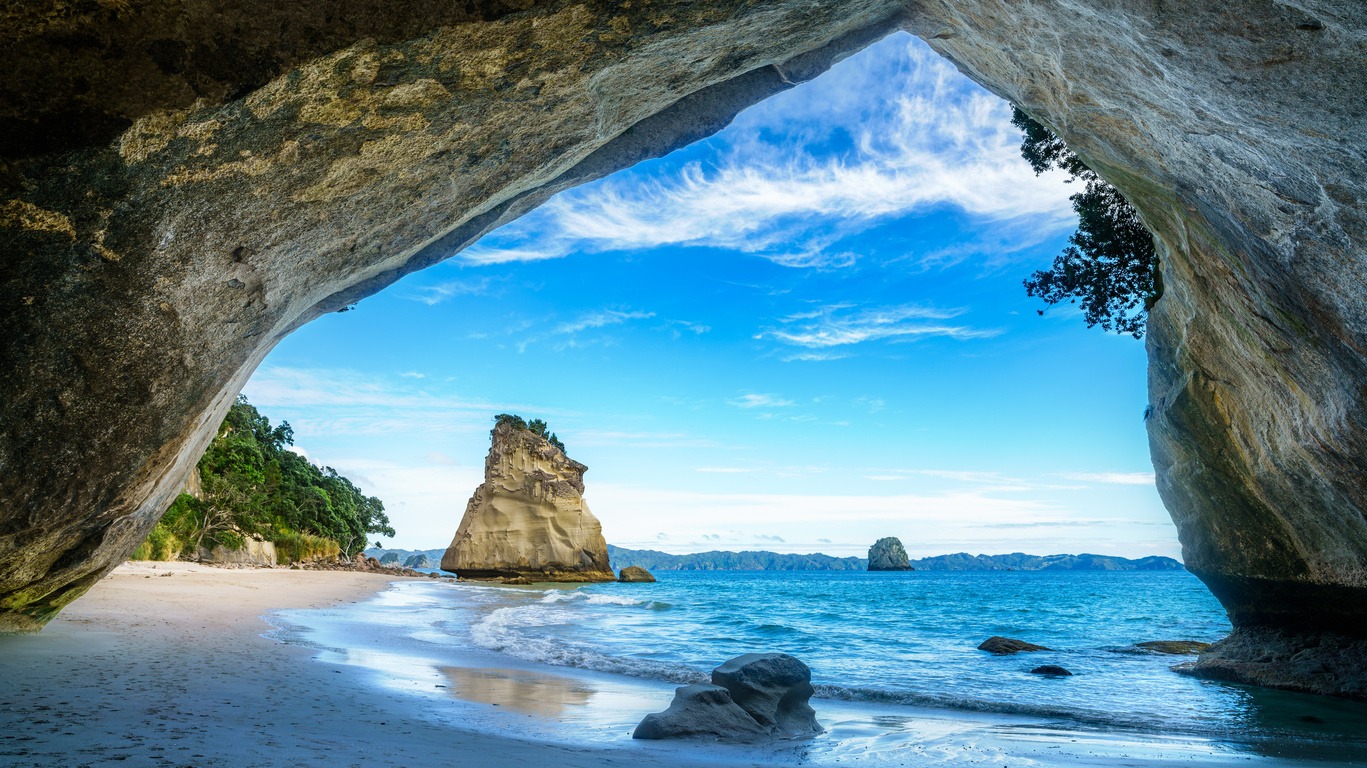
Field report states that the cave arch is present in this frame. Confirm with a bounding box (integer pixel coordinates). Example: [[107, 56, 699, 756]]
[[2, 0, 1365, 693]]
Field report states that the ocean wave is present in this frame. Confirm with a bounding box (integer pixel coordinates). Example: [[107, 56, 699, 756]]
[[538, 590, 644, 607], [469, 604, 707, 684]]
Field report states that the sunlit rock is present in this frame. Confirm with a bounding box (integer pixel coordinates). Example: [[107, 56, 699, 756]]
[[441, 421, 613, 583]]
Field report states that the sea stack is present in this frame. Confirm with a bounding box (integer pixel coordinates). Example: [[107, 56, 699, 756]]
[[441, 417, 614, 582], [868, 537, 913, 571]]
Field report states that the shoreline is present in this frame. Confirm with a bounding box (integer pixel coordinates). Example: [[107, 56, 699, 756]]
[[1, 564, 1361, 767], [0, 562, 723, 768]]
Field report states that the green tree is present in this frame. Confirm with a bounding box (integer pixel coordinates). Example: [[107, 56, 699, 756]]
[[134, 395, 395, 562], [494, 413, 567, 453], [1012, 107, 1159, 338]]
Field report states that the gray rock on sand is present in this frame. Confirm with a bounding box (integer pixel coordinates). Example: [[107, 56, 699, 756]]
[[618, 566, 656, 583], [712, 653, 821, 734], [633, 653, 822, 740], [1030, 665, 1073, 676], [978, 636, 1052, 655], [632, 685, 770, 740]]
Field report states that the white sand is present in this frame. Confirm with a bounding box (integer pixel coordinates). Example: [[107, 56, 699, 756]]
[[0, 563, 692, 768], [0, 563, 1355, 767]]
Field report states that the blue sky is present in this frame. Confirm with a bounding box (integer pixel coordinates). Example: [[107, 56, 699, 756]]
[[243, 33, 1179, 559]]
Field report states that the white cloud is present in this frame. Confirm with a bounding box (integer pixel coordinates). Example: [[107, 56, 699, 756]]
[[458, 246, 566, 265], [764, 303, 1000, 349], [781, 351, 851, 362], [727, 393, 795, 409], [1060, 471, 1157, 486], [399, 371, 426, 379], [458, 33, 1072, 268], [408, 278, 492, 305], [588, 484, 1181, 559], [554, 309, 655, 335], [242, 366, 536, 437]]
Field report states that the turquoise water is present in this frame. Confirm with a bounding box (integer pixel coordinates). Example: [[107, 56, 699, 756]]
[[463, 570, 1367, 740], [272, 570, 1367, 759]]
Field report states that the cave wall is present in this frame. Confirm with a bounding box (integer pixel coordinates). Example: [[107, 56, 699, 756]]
[[1, 0, 1364, 681]]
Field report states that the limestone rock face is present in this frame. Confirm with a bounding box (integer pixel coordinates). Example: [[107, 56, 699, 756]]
[[0, 0, 1363, 698], [197, 538, 276, 567], [441, 423, 612, 582], [867, 537, 912, 571]]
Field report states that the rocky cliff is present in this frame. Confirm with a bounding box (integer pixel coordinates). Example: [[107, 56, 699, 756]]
[[0, 0, 1364, 696], [868, 537, 912, 571], [441, 422, 613, 582]]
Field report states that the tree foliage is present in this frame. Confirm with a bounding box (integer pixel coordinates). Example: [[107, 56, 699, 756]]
[[135, 396, 394, 561], [494, 413, 567, 453], [1012, 107, 1159, 338]]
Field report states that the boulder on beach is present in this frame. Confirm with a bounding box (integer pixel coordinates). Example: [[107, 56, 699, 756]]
[[618, 565, 656, 583], [632, 685, 769, 740], [1030, 665, 1073, 676], [1136, 640, 1211, 655], [978, 636, 1052, 655], [867, 537, 913, 571], [634, 653, 822, 740]]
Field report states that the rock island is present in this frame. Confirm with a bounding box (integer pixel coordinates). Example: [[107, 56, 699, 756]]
[[442, 415, 614, 583]]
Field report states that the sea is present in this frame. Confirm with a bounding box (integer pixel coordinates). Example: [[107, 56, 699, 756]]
[[268, 570, 1367, 765]]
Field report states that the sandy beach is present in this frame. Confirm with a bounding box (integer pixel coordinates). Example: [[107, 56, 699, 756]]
[[1, 564, 1360, 768], [0, 563, 679, 768]]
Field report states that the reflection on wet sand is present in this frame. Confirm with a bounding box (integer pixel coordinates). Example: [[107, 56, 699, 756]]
[[442, 667, 594, 716]]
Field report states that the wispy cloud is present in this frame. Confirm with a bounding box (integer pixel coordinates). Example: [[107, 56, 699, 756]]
[[458, 246, 566, 265], [554, 309, 655, 335], [456, 33, 1072, 268], [407, 277, 491, 305], [242, 366, 535, 437], [728, 393, 795, 409], [781, 351, 851, 362], [1060, 471, 1156, 486], [764, 303, 1000, 349]]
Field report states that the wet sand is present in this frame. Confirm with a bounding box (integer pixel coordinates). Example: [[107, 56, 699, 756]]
[[0, 562, 1358, 767]]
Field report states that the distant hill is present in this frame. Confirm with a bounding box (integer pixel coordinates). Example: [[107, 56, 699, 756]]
[[607, 545, 864, 571], [908, 552, 1183, 571], [364, 546, 446, 565], [368, 545, 1183, 573]]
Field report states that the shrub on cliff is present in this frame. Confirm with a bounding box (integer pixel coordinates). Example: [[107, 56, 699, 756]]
[[1013, 107, 1159, 339], [494, 413, 567, 453]]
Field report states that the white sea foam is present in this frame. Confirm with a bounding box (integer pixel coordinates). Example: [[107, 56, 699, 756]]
[[469, 600, 706, 684]]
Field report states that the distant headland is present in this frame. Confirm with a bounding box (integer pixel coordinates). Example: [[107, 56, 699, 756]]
[[367, 545, 1183, 573]]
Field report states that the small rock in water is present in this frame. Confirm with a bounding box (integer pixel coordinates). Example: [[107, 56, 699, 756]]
[[1030, 665, 1073, 676], [1135, 640, 1211, 655], [634, 653, 821, 740], [618, 565, 656, 583], [978, 636, 1052, 655]]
